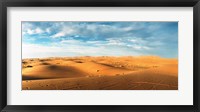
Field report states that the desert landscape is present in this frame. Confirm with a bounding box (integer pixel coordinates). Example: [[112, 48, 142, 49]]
[[22, 22, 178, 90], [22, 56, 178, 90]]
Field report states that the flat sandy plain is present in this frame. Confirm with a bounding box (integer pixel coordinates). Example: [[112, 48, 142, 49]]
[[22, 56, 178, 90]]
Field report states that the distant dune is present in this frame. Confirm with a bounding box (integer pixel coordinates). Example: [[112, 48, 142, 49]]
[[22, 56, 178, 90]]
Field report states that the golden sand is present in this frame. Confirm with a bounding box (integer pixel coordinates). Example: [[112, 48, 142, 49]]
[[22, 56, 178, 90]]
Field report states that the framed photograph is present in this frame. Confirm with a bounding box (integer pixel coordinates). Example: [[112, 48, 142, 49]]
[[0, 0, 199, 111]]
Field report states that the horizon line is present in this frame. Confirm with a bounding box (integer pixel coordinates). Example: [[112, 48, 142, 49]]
[[22, 55, 178, 60]]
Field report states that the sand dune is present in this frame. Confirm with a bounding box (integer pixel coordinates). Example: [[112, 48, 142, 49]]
[[22, 56, 178, 90], [22, 65, 88, 80]]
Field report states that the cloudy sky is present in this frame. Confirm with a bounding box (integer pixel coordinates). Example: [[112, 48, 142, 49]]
[[22, 22, 178, 59]]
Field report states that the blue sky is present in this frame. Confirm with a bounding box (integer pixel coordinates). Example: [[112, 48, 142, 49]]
[[22, 22, 178, 58]]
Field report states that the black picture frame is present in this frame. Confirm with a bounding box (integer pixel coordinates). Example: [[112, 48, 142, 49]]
[[0, 0, 200, 112]]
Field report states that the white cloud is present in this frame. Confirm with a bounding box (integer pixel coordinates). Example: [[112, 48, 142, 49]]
[[122, 26, 133, 31], [27, 29, 35, 35], [106, 39, 125, 46], [63, 27, 75, 35], [51, 32, 65, 38], [51, 27, 75, 38], [35, 28, 44, 34], [24, 27, 44, 35], [129, 45, 151, 50], [60, 39, 82, 44], [46, 28, 51, 33], [49, 23, 137, 39]]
